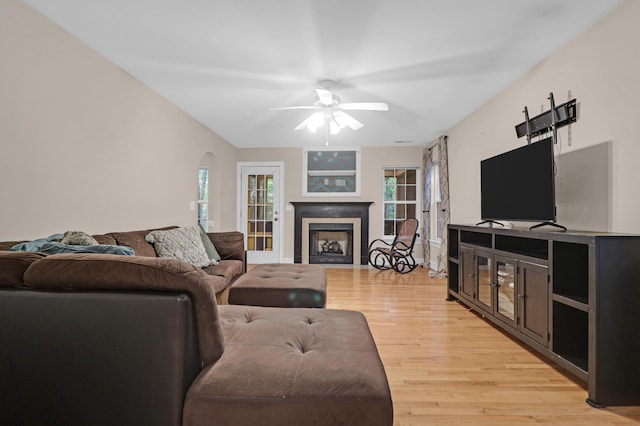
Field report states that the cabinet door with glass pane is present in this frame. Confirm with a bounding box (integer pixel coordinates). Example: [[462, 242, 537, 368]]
[[494, 255, 517, 329], [475, 250, 493, 315], [459, 246, 476, 303]]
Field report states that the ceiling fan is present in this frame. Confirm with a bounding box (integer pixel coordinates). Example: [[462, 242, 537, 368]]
[[270, 80, 389, 136]]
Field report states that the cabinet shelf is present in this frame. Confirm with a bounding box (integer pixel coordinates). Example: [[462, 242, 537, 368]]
[[460, 230, 491, 248], [553, 241, 589, 303], [448, 228, 460, 258], [552, 294, 588, 312], [553, 301, 588, 372], [495, 235, 548, 260], [448, 260, 459, 294]]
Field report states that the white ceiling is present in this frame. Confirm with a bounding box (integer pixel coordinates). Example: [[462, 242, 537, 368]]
[[25, 0, 621, 149]]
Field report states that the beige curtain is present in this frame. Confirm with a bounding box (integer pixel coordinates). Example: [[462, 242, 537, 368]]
[[421, 136, 450, 277], [420, 146, 433, 269], [431, 135, 450, 278]]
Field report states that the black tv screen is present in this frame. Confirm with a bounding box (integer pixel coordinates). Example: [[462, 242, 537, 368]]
[[481, 137, 556, 222]]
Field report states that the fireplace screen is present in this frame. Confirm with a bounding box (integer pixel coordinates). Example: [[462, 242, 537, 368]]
[[308, 223, 353, 264]]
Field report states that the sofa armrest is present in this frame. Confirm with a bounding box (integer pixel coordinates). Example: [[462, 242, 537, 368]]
[[207, 231, 245, 264]]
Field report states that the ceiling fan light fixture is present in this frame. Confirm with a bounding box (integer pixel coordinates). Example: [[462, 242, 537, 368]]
[[333, 110, 364, 131], [329, 118, 341, 135], [305, 112, 325, 133], [333, 112, 347, 129]]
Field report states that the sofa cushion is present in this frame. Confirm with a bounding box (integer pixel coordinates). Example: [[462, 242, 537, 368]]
[[22, 253, 225, 366], [146, 226, 213, 268], [107, 227, 177, 257], [184, 306, 393, 426], [92, 234, 117, 245], [0, 252, 47, 288], [203, 260, 244, 282], [0, 241, 27, 251], [207, 231, 244, 261]]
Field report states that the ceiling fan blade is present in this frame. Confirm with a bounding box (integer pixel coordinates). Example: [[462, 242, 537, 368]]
[[269, 106, 316, 111], [316, 89, 334, 105], [339, 102, 389, 111], [334, 111, 364, 131]]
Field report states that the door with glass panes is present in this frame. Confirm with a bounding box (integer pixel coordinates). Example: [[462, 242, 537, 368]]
[[240, 165, 281, 264]]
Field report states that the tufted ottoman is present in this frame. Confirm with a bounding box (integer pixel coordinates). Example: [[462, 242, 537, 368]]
[[183, 305, 393, 425], [228, 263, 326, 308]]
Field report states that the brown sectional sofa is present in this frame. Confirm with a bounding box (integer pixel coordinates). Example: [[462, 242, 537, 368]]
[[0, 227, 393, 425], [0, 226, 246, 302]]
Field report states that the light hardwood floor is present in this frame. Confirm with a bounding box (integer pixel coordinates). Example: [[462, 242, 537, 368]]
[[322, 266, 640, 425]]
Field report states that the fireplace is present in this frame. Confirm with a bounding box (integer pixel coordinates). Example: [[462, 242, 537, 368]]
[[291, 202, 372, 265], [309, 223, 353, 264]]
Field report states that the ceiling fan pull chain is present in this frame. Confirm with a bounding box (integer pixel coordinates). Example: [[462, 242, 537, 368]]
[[325, 118, 330, 146]]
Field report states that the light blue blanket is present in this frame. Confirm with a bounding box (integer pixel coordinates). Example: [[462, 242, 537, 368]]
[[38, 242, 135, 256], [10, 234, 63, 252], [10, 235, 134, 256]]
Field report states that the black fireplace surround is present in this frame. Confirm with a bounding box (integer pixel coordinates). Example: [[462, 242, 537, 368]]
[[291, 202, 373, 265]]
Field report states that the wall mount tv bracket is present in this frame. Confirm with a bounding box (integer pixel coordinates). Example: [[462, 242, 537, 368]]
[[514, 92, 573, 232], [515, 92, 577, 145]]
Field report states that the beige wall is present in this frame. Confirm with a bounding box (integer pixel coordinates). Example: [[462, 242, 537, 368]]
[[0, 0, 238, 240], [447, 0, 640, 233], [237, 146, 425, 262]]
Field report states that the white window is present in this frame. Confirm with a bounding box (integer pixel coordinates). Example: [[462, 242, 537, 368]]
[[198, 167, 209, 229], [383, 167, 419, 237], [430, 162, 443, 242]]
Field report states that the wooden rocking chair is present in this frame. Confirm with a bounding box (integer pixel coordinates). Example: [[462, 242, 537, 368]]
[[368, 218, 420, 274]]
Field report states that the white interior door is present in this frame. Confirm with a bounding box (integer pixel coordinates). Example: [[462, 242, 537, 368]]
[[239, 163, 282, 264]]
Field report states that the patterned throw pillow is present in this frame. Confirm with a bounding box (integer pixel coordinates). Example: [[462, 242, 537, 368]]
[[61, 231, 99, 246], [145, 226, 212, 268]]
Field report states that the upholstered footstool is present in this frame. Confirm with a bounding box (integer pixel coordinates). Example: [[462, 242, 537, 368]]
[[183, 305, 393, 426], [228, 263, 326, 308]]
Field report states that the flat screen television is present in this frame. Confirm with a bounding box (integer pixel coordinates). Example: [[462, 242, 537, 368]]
[[481, 137, 556, 223]]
